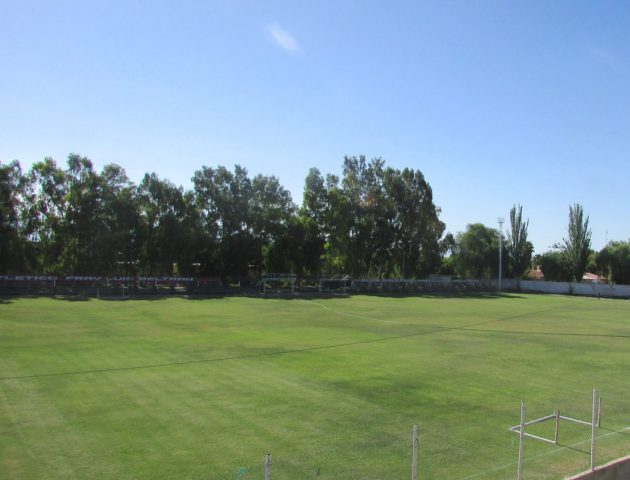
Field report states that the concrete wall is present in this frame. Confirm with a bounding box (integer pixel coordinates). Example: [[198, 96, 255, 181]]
[[566, 455, 630, 480], [502, 279, 630, 299]]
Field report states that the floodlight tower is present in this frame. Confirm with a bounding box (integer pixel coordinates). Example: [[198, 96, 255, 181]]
[[497, 217, 505, 292]]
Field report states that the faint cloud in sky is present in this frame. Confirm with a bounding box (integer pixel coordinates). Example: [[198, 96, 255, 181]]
[[266, 23, 301, 53], [587, 44, 621, 68]]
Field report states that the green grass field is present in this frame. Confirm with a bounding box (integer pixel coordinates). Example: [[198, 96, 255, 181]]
[[1, 294, 629, 479]]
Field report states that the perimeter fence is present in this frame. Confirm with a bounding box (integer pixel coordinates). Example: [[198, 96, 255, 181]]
[[0, 275, 498, 298], [0, 275, 228, 298]]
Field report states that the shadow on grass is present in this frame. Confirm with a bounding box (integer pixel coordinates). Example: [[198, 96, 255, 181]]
[[556, 443, 590, 455], [0, 292, 230, 303], [256, 291, 526, 301], [1, 290, 527, 303]]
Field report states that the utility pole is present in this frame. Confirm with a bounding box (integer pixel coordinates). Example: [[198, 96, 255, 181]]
[[497, 217, 504, 292]]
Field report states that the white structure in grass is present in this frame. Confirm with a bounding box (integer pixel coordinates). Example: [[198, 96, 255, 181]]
[[412, 424, 419, 480], [265, 453, 272, 480], [261, 273, 297, 293], [510, 389, 602, 479], [319, 274, 351, 294]]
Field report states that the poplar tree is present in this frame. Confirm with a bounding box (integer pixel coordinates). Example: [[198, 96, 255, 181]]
[[506, 204, 533, 278], [555, 204, 592, 282]]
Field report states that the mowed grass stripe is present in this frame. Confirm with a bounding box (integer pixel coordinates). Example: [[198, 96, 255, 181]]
[[0, 295, 605, 381], [0, 372, 132, 479]]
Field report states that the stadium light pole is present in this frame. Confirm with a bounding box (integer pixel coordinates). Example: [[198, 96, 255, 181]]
[[497, 217, 504, 292]]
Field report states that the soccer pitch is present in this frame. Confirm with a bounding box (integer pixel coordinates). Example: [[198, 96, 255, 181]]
[[1, 294, 629, 479]]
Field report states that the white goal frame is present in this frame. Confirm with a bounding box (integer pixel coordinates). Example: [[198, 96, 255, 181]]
[[509, 389, 601, 479], [260, 273, 297, 294]]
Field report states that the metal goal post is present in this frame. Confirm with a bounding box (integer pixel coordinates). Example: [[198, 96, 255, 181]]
[[509, 389, 601, 479], [260, 273, 297, 294]]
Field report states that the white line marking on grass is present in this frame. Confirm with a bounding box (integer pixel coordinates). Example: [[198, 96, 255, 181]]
[[301, 299, 407, 324], [460, 425, 630, 480]]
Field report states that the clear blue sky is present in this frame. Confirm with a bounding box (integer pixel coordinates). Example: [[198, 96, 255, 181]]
[[1, 0, 629, 253]]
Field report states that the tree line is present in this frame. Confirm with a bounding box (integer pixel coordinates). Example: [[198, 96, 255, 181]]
[[1, 154, 628, 284]]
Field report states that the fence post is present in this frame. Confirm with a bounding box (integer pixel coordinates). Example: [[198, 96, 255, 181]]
[[412, 424, 419, 480], [591, 389, 598, 470], [518, 401, 525, 480], [554, 410, 560, 445], [598, 396, 602, 427], [265, 453, 272, 480]]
